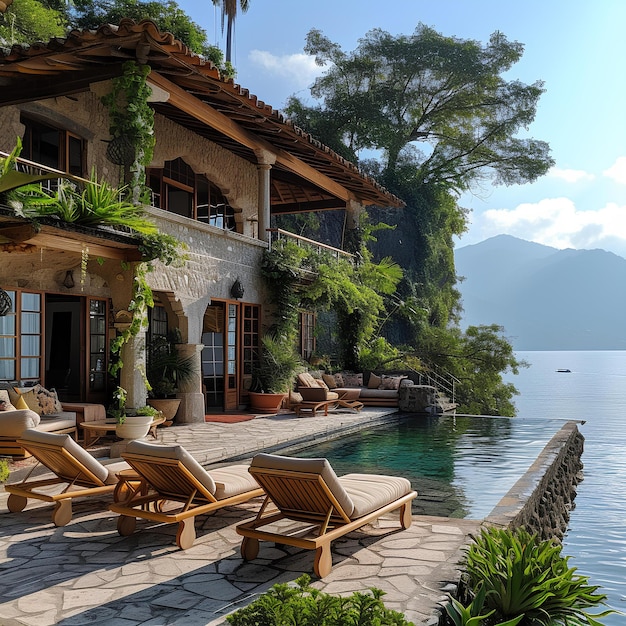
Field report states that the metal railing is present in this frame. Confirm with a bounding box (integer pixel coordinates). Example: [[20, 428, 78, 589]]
[[267, 228, 354, 260], [415, 366, 459, 406], [0, 151, 90, 192]]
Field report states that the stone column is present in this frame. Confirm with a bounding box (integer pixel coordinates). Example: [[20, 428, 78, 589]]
[[175, 342, 205, 424], [255, 149, 276, 243], [118, 327, 148, 410]]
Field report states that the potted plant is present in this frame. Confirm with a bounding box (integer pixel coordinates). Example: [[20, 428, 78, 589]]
[[110, 387, 159, 440], [146, 333, 195, 422], [249, 333, 303, 414]]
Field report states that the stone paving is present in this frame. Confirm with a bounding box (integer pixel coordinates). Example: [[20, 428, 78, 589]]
[[0, 409, 482, 625]]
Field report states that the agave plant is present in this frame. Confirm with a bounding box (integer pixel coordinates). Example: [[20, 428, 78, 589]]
[[460, 527, 615, 626], [0, 138, 58, 210], [26, 168, 158, 235]]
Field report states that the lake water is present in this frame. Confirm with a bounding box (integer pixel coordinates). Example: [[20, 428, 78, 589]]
[[505, 350, 626, 622]]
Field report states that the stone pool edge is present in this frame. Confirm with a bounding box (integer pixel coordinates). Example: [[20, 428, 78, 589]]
[[483, 419, 585, 541]]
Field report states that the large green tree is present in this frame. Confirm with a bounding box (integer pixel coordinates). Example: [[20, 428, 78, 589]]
[[0, 0, 67, 45], [290, 25, 553, 192], [284, 24, 553, 415]]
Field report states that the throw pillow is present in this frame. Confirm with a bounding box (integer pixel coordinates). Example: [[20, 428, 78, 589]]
[[322, 374, 337, 389], [342, 373, 363, 388], [379, 375, 404, 390], [0, 390, 15, 411], [13, 394, 29, 410], [367, 373, 382, 389], [18, 388, 42, 414], [316, 378, 329, 390], [18, 384, 62, 415]]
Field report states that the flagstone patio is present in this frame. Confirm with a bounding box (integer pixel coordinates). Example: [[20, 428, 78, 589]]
[[0, 409, 481, 625]]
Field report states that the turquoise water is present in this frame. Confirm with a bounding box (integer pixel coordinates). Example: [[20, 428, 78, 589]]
[[296, 414, 565, 519]]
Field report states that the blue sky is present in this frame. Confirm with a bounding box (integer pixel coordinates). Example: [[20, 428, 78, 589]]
[[178, 0, 626, 256]]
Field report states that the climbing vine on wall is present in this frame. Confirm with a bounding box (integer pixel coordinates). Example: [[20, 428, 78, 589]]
[[101, 60, 155, 203], [261, 238, 402, 370]]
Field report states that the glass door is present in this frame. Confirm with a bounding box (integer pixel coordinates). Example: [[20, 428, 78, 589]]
[[224, 302, 239, 410], [202, 301, 240, 411]]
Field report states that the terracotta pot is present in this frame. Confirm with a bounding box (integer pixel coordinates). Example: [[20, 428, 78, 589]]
[[248, 391, 286, 414], [147, 398, 181, 420], [116, 415, 154, 440]]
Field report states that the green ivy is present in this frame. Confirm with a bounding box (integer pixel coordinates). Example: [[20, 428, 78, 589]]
[[101, 61, 155, 203], [261, 236, 403, 370], [226, 574, 413, 626]]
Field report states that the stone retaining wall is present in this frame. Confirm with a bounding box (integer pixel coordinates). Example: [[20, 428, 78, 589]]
[[484, 420, 585, 541]]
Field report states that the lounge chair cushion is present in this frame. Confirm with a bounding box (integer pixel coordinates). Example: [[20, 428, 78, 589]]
[[339, 473, 413, 518], [299, 387, 340, 402], [19, 429, 110, 484], [37, 413, 78, 433], [126, 440, 217, 495], [210, 464, 263, 499], [0, 409, 41, 436], [250, 453, 355, 517]]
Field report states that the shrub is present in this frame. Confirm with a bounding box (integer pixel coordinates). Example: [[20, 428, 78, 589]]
[[0, 458, 9, 483], [226, 574, 413, 626], [446, 526, 615, 625]]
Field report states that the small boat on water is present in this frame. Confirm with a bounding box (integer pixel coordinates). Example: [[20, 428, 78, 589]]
[[556, 368, 571, 373]]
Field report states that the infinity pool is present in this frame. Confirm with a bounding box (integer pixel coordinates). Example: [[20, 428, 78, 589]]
[[292, 414, 566, 519]]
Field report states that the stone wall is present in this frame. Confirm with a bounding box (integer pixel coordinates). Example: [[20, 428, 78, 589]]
[[484, 420, 585, 542]]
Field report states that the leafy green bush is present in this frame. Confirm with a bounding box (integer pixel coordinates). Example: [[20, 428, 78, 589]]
[[446, 526, 615, 625], [226, 574, 413, 626], [0, 458, 9, 484]]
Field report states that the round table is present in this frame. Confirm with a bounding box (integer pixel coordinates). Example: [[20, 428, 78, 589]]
[[80, 416, 165, 447]]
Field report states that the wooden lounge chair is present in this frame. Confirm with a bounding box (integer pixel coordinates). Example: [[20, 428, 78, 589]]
[[5, 429, 130, 526], [236, 453, 417, 577], [295, 386, 364, 417], [109, 440, 264, 549]]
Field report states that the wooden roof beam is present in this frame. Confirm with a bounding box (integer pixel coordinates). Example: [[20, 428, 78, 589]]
[[147, 71, 354, 203]]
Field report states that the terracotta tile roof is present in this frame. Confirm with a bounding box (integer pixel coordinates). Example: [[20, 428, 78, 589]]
[[0, 19, 404, 211]]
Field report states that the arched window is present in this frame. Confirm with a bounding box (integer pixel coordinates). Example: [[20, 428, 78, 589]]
[[148, 158, 237, 231]]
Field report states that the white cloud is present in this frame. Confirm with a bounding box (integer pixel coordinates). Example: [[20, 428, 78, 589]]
[[248, 50, 324, 89], [548, 167, 594, 183], [470, 198, 626, 257], [603, 156, 626, 184]]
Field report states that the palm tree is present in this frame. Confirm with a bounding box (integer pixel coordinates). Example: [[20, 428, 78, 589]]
[[212, 0, 250, 64]]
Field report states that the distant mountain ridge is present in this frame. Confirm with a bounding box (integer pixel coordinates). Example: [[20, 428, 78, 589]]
[[454, 235, 626, 350]]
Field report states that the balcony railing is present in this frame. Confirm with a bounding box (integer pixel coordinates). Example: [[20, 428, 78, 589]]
[[0, 151, 89, 193], [267, 228, 354, 260]]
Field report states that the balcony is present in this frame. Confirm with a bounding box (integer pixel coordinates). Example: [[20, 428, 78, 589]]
[[267, 228, 353, 261]]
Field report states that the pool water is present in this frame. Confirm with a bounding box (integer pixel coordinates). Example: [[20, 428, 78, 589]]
[[294, 414, 568, 519]]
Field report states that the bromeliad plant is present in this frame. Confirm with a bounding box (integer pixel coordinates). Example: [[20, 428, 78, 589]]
[[445, 526, 615, 626]]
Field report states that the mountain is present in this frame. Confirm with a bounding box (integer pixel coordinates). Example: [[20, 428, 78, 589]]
[[454, 235, 626, 350]]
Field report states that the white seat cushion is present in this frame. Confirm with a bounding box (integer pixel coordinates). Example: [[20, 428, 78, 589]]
[[210, 464, 260, 499], [0, 409, 41, 437], [340, 473, 412, 518]]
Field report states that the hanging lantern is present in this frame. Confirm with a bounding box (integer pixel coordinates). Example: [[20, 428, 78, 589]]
[[0, 288, 12, 316]]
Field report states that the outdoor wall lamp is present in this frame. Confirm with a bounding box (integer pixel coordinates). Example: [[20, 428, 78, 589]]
[[230, 278, 245, 300], [63, 270, 75, 289], [0, 288, 12, 317]]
